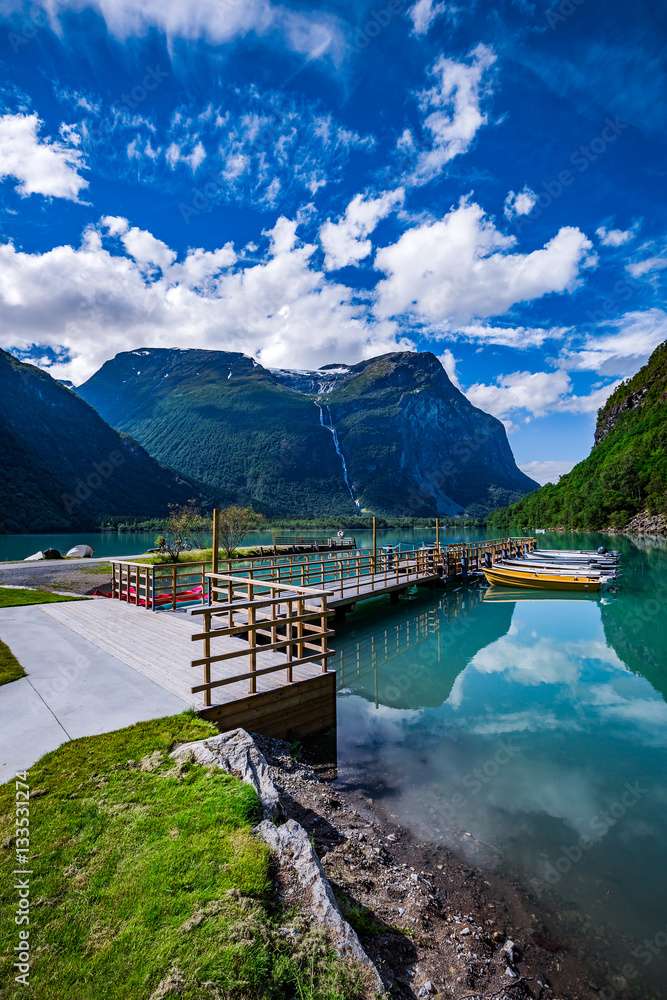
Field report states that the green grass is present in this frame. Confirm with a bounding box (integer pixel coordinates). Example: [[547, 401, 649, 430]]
[[0, 587, 86, 608], [0, 715, 367, 1000], [0, 639, 25, 685]]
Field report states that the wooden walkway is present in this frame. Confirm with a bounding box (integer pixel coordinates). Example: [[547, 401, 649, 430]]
[[100, 536, 535, 737], [41, 599, 324, 711]]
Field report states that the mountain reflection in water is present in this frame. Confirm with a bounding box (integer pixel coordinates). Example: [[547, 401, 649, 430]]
[[333, 538, 667, 992]]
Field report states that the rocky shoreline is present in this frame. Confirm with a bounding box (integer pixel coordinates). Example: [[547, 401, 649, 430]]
[[252, 733, 642, 1000]]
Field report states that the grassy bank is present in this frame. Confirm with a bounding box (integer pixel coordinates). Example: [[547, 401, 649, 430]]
[[0, 639, 25, 685], [0, 587, 86, 608], [0, 715, 365, 1000]]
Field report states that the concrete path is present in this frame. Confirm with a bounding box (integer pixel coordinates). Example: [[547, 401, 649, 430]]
[[0, 603, 188, 782]]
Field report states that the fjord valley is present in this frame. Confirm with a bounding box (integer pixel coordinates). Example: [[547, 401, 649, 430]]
[[76, 346, 536, 520]]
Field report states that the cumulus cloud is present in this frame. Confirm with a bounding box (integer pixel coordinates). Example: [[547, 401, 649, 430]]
[[557, 380, 621, 413], [408, 45, 496, 184], [466, 370, 572, 421], [408, 0, 446, 35], [437, 348, 461, 388], [519, 459, 576, 484], [101, 216, 177, 272], [320, 188, 404, 271], [374, 198, 592, 328], [0, 112, 88, 201], [466, 368, 621, 425], [0, 216, 410, 384], [26, 0, 345, 63], [596, 225, 634, 247], [504, 186, 536, 220], [559, 308, 667, 376]]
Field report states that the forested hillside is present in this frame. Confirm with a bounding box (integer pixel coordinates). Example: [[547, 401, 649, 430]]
[[490, 341, 667, 531]]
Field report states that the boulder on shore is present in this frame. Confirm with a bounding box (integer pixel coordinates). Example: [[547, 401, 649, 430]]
[[24, 548, 63, 561], [65, 544, 94, 558]]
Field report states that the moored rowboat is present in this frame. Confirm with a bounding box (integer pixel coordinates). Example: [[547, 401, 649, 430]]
[[482, 564, 604, 591]]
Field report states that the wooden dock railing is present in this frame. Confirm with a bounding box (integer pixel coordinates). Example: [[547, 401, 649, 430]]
[[110, 559, 209, 610], [190, 575, 334, 707], [110, 537, 536, 613]]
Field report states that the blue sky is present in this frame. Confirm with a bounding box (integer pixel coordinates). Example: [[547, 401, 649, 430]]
[[0, 0, 665, 482]]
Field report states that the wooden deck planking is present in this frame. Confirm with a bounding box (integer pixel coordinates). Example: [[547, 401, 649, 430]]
[[41, 599, 323, 709]]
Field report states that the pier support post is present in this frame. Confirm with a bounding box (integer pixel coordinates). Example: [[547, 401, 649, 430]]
[[211, 507, 220, 577]]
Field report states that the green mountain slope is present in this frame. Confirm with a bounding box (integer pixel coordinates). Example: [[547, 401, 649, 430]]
[[0, 349, 198, 533], [489, 341, 667, 531], [79, 348, 536, 518], [79, 349, 357, 517], [320, 352, 537, 515]]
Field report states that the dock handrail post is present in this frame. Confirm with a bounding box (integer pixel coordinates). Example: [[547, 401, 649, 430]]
[[203, 609, 212, 707], [297, 596, 305, 659], [171, 565, 177, 611], [320, 594, 328, 672], [248, 577, 257, 694], [372, 515, 377, 573], [435, 516, 440, 555], [211, 507, 220, 576], [287, 599, 293, 683]]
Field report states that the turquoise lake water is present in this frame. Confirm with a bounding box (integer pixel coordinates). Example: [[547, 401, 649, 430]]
[[0, 525, 485, 561], [333, 533, 667, 994]]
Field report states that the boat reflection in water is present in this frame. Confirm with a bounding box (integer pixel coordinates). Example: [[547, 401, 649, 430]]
[[333, 555, 667, 993]]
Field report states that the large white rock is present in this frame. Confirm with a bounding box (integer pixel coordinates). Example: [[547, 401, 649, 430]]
[[256, 818, 384, 994], [170, 728, 282, 821], [65, 544, 94, 558]]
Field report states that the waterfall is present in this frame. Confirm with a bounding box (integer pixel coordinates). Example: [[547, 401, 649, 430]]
[[317, 402, 361, 509]]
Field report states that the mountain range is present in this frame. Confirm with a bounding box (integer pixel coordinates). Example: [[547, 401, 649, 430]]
[[490, 340, 667, 531], [0, 345, 538, 532], [78, 348, 536, 519]]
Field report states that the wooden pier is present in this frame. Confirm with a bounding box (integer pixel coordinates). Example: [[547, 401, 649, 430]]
[[108, 536, 535, 737]]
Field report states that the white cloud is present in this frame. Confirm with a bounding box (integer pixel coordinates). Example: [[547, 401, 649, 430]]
[[29, 0, 345, 63], [408, 0, 445, 35], [596, 225, 634, 247], [519, 459, 576, 484], [374, 198, 592, 328], [559, 308, 667, 376], [466, 370, 572, 420], [320, 188, 404, 271], [0, 216, 411, 384], [0, 112, 88, 201], [437, 348, 461, 388], [558, 380, 621, 413], [186, 140, 206, 172], [466, 368, 621, 424], [456, 323, 567, 348], [504, 186, 536, 220], [626, 256, 667, 278], [164, 140, 206, 172], [409, 45, 496, 184], [101, 216, 176, 272]]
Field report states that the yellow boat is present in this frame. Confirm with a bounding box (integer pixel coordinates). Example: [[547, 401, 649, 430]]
[[482, 564, 602, 592]]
